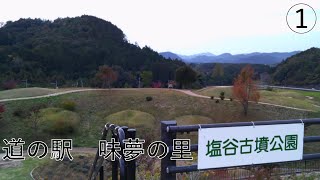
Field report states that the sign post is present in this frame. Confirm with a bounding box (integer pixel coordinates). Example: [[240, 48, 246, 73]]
[[198, 124, 304, 170]]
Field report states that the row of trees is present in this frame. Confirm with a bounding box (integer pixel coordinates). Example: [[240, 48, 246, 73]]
[[191, 63, 271, 86], [94, 63, 261, 116], [95, 65, 199, 88]]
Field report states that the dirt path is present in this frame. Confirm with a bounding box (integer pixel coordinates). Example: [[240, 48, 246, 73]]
[[0, 89, 101, 102], [0, 88, 313, 112]]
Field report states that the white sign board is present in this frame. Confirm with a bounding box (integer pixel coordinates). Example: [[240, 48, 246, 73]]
[[198, 124, 304, 170]]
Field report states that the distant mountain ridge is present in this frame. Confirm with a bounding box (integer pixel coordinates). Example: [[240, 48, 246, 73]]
[[160, 51, 301, 64], [159, 51, 182, 60]]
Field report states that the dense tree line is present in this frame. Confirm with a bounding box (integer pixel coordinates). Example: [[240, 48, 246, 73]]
[[2, 16, 315, 89], [0, 15, 184, 88], [272, 47, 320, 86], [191, 63, 271, 86]]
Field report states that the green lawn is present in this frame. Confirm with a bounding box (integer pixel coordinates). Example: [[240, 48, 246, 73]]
[[195, 86, 232, 98], [196, 87, 320, 112], [0, 88, 64, 100], [0, 158, 49, 180], [0, 88, 319, 179], [33, 154, 94, 179], [0, 88, 307, 149]]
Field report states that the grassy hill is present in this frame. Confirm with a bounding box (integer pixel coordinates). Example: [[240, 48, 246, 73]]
[[196, 86, 320, 112], [0, 87, 66, 99], [0, 88, 319, 179], [0, 88, 308, 148]]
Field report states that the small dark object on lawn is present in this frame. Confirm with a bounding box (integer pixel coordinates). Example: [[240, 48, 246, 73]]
[[266, 86, 273, 91], [60, 100, 76, 111], [146, 96, 153, 101], [215, 100, 219, 103], [230, 98, 233, 101], [13, 108, 25, 117], [220, 91, 225, 100], [211, 96, 214, 99]]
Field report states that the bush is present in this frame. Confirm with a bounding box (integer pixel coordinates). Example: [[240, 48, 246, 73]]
[[152, 82, 162, 88], [2, 80, 17, 90], [13, 108, 26, 117], [0, 104, 5, 113], [266, 86, 273, 91], [215, 100, 220, 103], [210, 96, 214, 99], [40, 108, 80, 134], [60, 101, 76, 111], [29, 104, 47, 114], [124, 83, 131, 88], [220, 91, 225, 100], [146, 96, 153, 101], [0, 104, 5, 118]]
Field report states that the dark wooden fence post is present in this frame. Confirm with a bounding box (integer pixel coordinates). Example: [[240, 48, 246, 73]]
[[126, 129, 136, 180], [99, 166, 104, 180], [112, 133, 118, 180], [161, 121, 177, 180]]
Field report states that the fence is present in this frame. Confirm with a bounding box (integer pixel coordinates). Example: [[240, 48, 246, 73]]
[[88, 123, 136, 180], [161, 118, 320, 180]]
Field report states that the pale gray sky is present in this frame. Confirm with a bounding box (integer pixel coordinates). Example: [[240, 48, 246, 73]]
[[1, 0, 319, 55]]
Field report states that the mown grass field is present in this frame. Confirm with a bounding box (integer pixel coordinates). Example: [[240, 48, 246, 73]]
[[0, 87, 71, 100], [0, 87, 318, 179], [0, 157, 49, 180], [0, 88, 308, 148], [196, 86, 320, 112]]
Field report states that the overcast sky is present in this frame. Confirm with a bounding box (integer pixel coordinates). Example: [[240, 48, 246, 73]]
[[1, 0, 319, 55]]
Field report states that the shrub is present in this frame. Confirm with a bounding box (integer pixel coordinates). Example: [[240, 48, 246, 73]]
[[29, 104, 47, 114], [146, 96, 153, 101], [13, 108, 26, 117], [124, 83, 131, 88], [215, 100, 220, 103], [0, 104, 5, 113], [0, 104, 5, 118], [220, 91, 225, 100], [266, 86, 273, 91], [60, 100, 76, 111], [210, 96, 214, 99], [40, 108, 80, 134], [2, 80, 17, 90], [152, 82, 162, 88]]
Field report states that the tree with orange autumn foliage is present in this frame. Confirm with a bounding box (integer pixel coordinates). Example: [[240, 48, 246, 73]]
[[232, 65, 260, 116], [96, 65, 118, 88]]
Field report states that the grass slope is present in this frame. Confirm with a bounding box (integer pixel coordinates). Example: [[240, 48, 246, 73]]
[[105, 110, 156, 137], [0, 88, 64, 100], [0, 88, 307, 149], [0, 88, 318, 179], [196, 87, 320, 112], [0, 158, 49, 180]]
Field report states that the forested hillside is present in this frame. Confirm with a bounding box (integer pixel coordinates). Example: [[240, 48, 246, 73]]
[[192, 63, 271, 85], [273, 47, 320, 86], [0, 15, 184, 86]]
